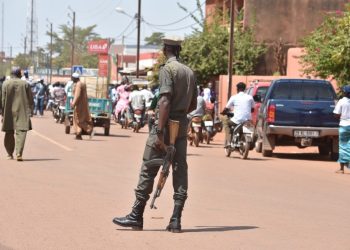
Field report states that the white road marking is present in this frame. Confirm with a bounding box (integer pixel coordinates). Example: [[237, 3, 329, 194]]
[[31, 130, 73, 151]]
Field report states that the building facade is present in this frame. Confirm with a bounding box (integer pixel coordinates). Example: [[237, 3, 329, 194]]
[[206, 0, 348, 74]]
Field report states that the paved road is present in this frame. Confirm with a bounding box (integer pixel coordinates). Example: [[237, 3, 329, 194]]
[[0, 114, 349, 250]]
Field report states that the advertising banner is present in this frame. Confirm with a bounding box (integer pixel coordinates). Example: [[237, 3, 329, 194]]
[[98, 54, 108, 77], [88, 39, 109, 54]]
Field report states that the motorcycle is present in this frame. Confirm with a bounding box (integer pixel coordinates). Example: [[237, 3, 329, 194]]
[[225, 120, 254, 159], [132, 109, 144, 133], [188, 116, 203, 147], [52, 101, 65, 123], [118, 107, 130, 129], [202, 114, 223, 144]]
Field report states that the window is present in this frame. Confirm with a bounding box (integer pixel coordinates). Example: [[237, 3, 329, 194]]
[[271, 82, 335, 101]]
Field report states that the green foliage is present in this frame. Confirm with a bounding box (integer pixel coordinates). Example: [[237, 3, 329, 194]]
[[13, 54, 31, 69], [145, 32, 164, 46], [149, 52, 166, 89], [49, 24, 100, 69], [181, 15, 229, 84], [180, 9, 266, 84], [151, 1, 266, 86], [301, 4, 350, 87], [233, 21, 266, 75]]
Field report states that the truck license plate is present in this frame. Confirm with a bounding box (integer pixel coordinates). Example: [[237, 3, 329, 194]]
[[204, 121, 213, 126], [293, 130, 319, 137]]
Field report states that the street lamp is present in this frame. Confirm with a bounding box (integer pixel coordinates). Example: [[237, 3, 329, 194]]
[[115, 0, 141, 78]]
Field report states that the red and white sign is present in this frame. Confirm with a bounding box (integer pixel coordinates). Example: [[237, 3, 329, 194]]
[[88, 39, 109, 54], [98, 54, 109, 77]]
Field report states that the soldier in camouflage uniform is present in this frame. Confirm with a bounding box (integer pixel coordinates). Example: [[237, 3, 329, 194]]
[[113, 36, 197, 233]]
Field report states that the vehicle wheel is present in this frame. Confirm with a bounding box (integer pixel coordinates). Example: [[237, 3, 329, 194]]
[[239, 135, 250, 159], [65, 126, 70, 134], [255, 140, 262, 153], [206, 134, 210, 144], [225, 147, 231, 157], [262, 148, 273, 157], [194, 133, 200, 147], [318, 145, 330, 155], [104, 127, 110, 136]]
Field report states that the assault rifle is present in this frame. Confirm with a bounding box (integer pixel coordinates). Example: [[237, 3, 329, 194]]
[[147, 119, 179, 209]]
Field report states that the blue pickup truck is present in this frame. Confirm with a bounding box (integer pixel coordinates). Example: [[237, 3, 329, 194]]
[[255, 79, 339, 160]]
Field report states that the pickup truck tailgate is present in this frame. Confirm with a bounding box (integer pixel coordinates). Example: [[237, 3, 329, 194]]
[[270, 99, 338, 127]]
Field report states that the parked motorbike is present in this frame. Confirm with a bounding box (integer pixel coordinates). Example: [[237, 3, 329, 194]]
[[225, 120, 254, 159], [188, 116, 203, 147]]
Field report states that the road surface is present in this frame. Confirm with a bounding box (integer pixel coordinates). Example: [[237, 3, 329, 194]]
[[0, 114, 349, 250]]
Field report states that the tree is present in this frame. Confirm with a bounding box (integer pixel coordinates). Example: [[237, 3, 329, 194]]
[[232, 14, 266, 75], [145, 32, 164, 46], [13, 54, 31, 69], [181, 14, 229, 84], [150, 1, 266, 86], [180, 7, 266, 84], [301, 4, 350, 87], [149, 52, 166, 88], [48, 24, 100, 69]]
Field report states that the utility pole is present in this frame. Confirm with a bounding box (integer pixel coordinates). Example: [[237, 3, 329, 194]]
[[24, 36, 27, 54], [68, 8, 76, 72], [47, 21, 53, 83], [1, 2, 4, 54], [121, 35, 125, 68], [30, 0, 34, 65], [227, 0, 235, 100], [136, 0, 141, 78]]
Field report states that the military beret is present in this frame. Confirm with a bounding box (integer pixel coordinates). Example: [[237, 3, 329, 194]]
[[162, 35, 183, 46]]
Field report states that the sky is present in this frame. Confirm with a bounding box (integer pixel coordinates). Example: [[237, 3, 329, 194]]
[[1, 0, 205, 57]]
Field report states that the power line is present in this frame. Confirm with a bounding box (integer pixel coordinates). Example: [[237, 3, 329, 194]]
[[145, 22, 199, 32], [115, 19, 135, 39], [124, 26, 137, 38], [143, 1, 205, 27]]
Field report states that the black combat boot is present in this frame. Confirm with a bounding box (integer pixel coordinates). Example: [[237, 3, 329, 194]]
[[166, 204, 184, 233], [112, 200, 146, 230]]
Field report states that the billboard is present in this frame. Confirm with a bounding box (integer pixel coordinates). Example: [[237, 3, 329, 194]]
[[98, 54, 109, 77], [88, 39, 109, 54]]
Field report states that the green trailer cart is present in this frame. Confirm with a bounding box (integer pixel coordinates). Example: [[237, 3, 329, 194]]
[[64, 97, 112, 136]]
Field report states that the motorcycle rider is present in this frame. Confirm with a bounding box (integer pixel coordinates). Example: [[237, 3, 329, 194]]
[[129, 84, 146, 130], [221, 82, 255, 147], [187, 94, 206, 120], [140, 84, 154, 110], [114, 79, 131, 123]]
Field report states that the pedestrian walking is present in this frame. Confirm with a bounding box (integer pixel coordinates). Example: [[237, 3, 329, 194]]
[[333, 85, 350, 174], [112, 36, 197, 233], [33, 78, 46, 116], [1, 68, 33, 161], [70, 72, 94, 140]]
